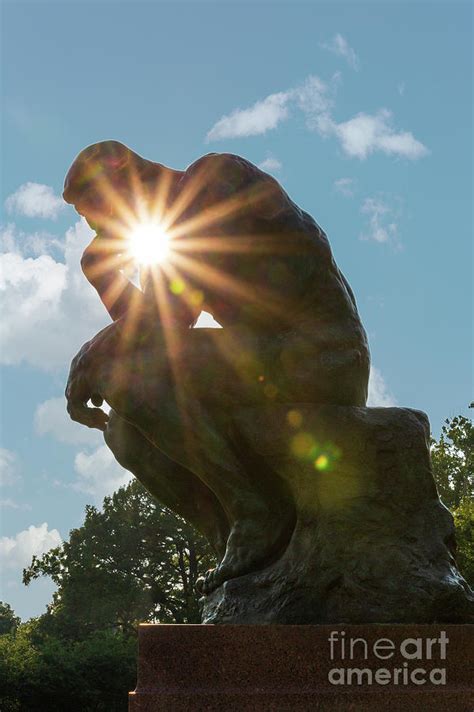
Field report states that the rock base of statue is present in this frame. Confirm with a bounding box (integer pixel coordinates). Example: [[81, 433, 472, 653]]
[[128, 624, 474, 711], [201, 406, 473, 624]]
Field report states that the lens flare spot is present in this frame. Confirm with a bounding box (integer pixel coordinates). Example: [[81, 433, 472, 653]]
[[264, 383, 278, 399], [291, 432, 315, 459], [287, 409, 303, 428], [170, 278, 186, 295], [189, 289, 204, 306], [315, 454, 330, 471], [128, 221, 170, 265]]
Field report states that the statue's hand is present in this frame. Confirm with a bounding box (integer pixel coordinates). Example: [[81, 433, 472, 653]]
[[65, 338, 109, 431]]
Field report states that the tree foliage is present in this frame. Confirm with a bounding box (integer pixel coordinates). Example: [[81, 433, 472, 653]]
[[431, 415, 473, 509], [0, 480, 216, 710], [23, 479, 216, 639], [431, 413, 473, 587], [452, 498, 474, 587], [0, 602, 20, 636], [0, 621, 136, 712]]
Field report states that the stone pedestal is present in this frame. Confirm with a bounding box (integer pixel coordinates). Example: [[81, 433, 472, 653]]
[[129, 624, 474, 711]]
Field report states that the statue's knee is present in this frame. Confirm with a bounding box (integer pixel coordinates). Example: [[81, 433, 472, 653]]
[[104, 411, 137, 466]]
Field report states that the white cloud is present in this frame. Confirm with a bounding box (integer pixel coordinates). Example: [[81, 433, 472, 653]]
[[294, 74, 335, 121], [0, 217, 224, 369], [367, 366, 397, 407], [35, 397, 102, 446], [320, 33, 360, 70], [398, 81, 405, 96], [1, 224, 18, 253], [0, 218, 109, 369], [1, 251, 67, 316], [5, 182, 65, 219], [34, 395, 121, 503], [0, 223, 63, 256], [73, 445, 132, 504], [0, 499, 32, 511], [258, 156, 282, 174], [326, 109, 428, 160], [0, 523, 62, 570], [206, 74, 337, 142], [0, 448, 19, 487], [334, 177, 355, 197], [206, 91, 291, 141], [206, 76, 427, 162], [360, 196, 400, 246]]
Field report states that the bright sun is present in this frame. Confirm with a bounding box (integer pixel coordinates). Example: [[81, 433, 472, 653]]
[[128, 221, 171, 265]]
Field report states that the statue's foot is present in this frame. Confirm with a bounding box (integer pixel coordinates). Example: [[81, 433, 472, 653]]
[[197, 508, 295, 594], [196, 568, 226, 595]]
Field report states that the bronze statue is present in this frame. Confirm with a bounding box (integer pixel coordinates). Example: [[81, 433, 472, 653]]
[[64, 142, 472, 622]]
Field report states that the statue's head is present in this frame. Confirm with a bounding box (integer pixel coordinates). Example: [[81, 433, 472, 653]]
[[63, 141, 162, 228]]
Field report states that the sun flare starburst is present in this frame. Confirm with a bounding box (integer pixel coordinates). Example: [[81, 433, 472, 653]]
[[76, 154, 276, 332], [128, 221, 171, 265]]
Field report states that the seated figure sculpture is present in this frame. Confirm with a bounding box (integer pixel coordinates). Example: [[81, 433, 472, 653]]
[[64, 142, 473, 623], [63, 141, 370, 593]]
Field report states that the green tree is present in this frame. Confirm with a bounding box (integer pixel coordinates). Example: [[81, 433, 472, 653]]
[[0, 620, 39, 712], [23, 479, 216, 639], [431, 414, 473, 509], [431, 413, 473, 587], [452, 498, 474, 587], [0, 620, 136, 712], [0, 602, 20, 635]]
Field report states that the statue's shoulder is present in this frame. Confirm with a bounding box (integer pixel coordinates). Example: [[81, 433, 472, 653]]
[[186, 152, 258, 169], [180, 153, 331, 256], [180, 153, 288, 225], [184, 152, 271, 188]]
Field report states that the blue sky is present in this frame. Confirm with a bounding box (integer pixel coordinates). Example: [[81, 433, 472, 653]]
[[1, 1, 472, 619]]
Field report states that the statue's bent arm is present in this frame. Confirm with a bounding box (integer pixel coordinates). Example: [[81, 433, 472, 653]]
[[81, 233, 145, 322]]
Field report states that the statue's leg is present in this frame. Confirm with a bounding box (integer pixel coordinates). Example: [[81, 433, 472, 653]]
[[114, 395, 295, 593], [157, 399, 296, 594], [104, 409, 230, 558], [95, 328, 296, 592]]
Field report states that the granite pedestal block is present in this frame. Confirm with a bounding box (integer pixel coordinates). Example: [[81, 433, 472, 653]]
[[129, 623, 474, 711]]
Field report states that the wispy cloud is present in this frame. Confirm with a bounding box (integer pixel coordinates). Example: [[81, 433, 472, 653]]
[[5, 182, 65, 219], [360, 196, 401, 246], [206, 76, 428, 161], [294, 74, 336, 120], [0, 223, 63, 256], [35, 395, 128, 504], [0, 448, 19, 487], [0, 498, 32, 511], [398, 81, 405, 96], [320, 33, 360, 70], [206, 91, 291, 141], [334, 177, 355, 197], [35, 397, 102, 446], [258, 156, 282, 174], [321, 109, 429, 160], [367, 366, 396, 407], [73, 445, 132, 504], [207, 75, 336, 142]]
